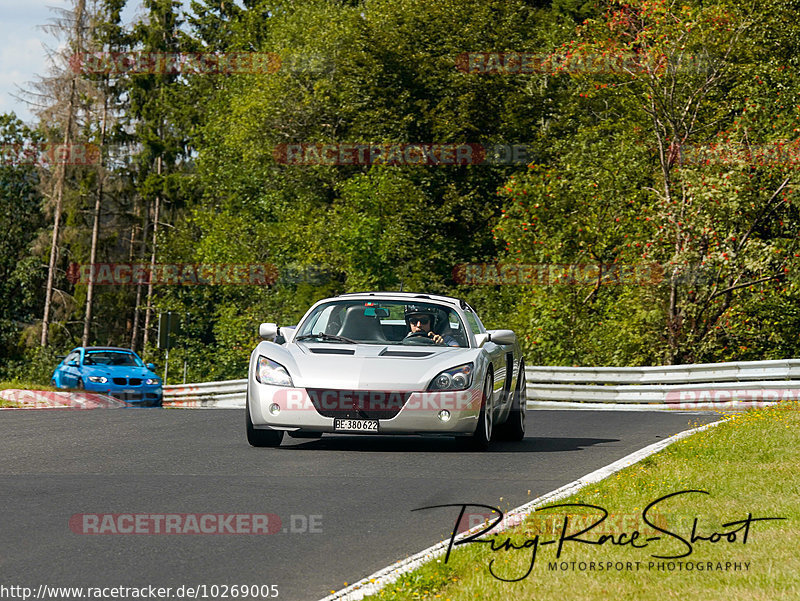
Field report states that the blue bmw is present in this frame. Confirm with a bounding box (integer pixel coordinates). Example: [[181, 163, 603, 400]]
[[51, 347, 163, 407]]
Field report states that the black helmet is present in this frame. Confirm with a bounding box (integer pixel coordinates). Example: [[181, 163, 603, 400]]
[[404, 304, 438, 329]]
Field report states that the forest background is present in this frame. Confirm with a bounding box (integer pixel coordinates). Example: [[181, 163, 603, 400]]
[[2, 0, 800, 384]]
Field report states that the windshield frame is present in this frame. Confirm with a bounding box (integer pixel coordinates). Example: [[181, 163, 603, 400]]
[[294, 298, 471, 347], [83, 350, 145, 367]]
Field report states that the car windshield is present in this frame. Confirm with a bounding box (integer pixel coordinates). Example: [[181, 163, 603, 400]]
[[84, 351, 144, 367], [295, 300, 469, 347]]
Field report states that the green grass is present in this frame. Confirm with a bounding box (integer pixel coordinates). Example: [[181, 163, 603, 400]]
[[0, 381, 59, 391], [363, 404, 800, 600]]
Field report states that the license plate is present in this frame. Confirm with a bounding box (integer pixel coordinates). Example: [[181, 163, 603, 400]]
[[334, 419, 379, 432]]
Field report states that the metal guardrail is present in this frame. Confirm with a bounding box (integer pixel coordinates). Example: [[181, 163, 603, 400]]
[[526, 359, 800, 406], [164, 359, 800, 408], [163, 379, 247, 408], [525, 359, 800, 384]]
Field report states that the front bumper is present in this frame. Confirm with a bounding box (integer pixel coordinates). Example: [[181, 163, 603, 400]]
[[248, 381, 481, 435]]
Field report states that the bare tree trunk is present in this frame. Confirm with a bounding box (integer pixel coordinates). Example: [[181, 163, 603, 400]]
[[41, 123, 69, 346], [40, 0, 86, 347], [132, 275, 143, 351], [82, 94, 108, 347], [142, 156, 162, 356], [129, 224, 140, 350], [132, 197, 149, 352]]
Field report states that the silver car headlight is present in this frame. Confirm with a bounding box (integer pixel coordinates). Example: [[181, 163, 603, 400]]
[[256, 356, 294, 387], [145, 378, 160, 385], [88, 376, 108, 383], [429, 363, 473, 391]]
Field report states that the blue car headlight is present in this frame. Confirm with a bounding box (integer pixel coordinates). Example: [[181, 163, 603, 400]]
[[88, 376, 108, 384], [146, 378, 160, 385], [428, 363, 473, 391], [256, 356, 293, 387]]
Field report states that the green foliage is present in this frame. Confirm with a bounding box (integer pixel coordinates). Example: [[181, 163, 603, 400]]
[[5, 0, 800, 380], [0, 114, 47, 373], [492, 0, 800, 365], [0, 345, 62, 385]]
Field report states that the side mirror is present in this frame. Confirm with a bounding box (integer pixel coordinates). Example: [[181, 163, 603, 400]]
[[146, 363, 157, 371], [259, 322, 278, 341], [473, 333, 490, 347], [486, 329, 517, 345], [68, 360, 79, 367]]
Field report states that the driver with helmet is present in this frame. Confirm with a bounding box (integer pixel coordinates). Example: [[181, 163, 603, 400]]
[[404, 305, 460, 346]]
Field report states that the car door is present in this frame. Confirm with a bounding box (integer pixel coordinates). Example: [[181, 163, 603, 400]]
[[464, 309, 506, 407], [485, 340, 507, 405], [61, 351, 80, 387]]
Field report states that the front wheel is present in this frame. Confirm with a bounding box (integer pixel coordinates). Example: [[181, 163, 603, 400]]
[[76, 378, 85, 390], [495, 360, 526, 441], [460, 372, 494, 451], [246, 405, 284, 447]]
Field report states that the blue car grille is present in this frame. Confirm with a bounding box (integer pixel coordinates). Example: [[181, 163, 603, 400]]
[[111, 377, 143, 386]]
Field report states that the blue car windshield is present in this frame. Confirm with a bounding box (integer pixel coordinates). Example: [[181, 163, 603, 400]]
[[84, 351, 144, 367]]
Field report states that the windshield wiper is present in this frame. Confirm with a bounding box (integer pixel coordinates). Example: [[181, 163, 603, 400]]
[[294, 333, 358, 344]]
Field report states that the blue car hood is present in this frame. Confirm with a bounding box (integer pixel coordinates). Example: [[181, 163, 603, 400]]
[[83, 365, 158, 379]]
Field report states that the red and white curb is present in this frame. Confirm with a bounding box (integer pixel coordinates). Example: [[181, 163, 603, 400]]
[[0, 389, 128, 409], [317, 418, 725, 601]]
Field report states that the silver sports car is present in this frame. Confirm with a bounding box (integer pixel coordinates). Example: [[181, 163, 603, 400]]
[[246, 292, 526, 449]]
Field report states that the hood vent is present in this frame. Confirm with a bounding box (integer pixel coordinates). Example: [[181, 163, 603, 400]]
[[379, 350, 435, 358], [309, 347, 356, 355]]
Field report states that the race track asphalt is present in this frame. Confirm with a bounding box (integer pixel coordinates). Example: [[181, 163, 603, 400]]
[[0, 408, 721, 600]]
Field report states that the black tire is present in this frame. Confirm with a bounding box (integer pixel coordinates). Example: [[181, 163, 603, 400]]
[[246, 404, 284, 447], [50, 378, 57, 388], [495, 360, 526, 441], [460, 372, 494, 451], [76, 378, 85, 390]]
